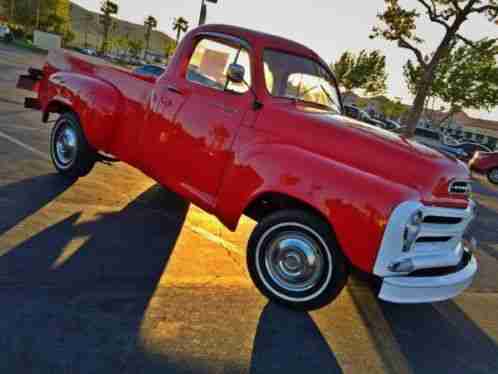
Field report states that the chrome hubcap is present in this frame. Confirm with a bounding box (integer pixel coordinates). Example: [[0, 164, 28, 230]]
[[264, 232, 324, 292], [55, 124, 77, 166], [490, 169, 498, 183]]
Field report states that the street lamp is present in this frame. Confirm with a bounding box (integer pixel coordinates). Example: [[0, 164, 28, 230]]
[[198, 0, 218, 26]]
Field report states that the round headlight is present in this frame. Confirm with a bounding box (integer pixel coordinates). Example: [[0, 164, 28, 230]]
[[403, 210, 423, 252], [409, 211, 424, 226]]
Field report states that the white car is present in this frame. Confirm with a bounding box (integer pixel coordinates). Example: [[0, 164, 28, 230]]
[[81, 48, 97, 56], [0, 25, 11, 39]]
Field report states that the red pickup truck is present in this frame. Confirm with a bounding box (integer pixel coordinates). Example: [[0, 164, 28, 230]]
[[18, 24, 477, 310]]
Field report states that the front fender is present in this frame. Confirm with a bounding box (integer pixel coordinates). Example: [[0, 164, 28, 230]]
[[43, 72, 123, 152], [217, 136, 419, 272]]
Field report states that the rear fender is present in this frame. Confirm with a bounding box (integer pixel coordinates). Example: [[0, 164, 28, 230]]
[[217, 143, 419, 272], [43, 72, 123, 152]]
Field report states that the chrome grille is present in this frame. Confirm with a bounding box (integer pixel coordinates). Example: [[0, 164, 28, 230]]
[[423, 216, 462, 224], [449, 180, 472, 195]]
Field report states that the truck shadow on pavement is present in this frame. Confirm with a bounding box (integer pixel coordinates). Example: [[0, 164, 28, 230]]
[[0, 173, 74, 236], [0, 174, 345, 373], [249, 303, 343, 374], [350, 286, 498, 374], [1, 175, 496, 373], [0, 180, 198, 372]]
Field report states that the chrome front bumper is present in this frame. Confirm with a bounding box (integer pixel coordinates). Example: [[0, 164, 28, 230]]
[[378, 248, 477, 303], [374, 200, 477, 303]]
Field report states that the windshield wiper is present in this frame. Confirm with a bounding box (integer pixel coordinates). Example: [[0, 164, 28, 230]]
[[288, 96, 335, 112], [319, 84, 339, 114]]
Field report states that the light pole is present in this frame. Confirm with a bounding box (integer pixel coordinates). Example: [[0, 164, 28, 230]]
[[198, 0, 218, 26]]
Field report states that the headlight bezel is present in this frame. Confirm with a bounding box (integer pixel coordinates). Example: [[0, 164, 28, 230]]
[[402, 210, 423, 252]]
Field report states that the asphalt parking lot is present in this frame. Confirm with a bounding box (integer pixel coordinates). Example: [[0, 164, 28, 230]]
[[1, 42, 498, 373]]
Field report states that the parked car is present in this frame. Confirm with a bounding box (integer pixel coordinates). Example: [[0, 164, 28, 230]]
[[441, 133, 460, 146], [431, 143, 468, 159], [414, 129, 489, 161], [448, 142, 492, 162], [414, 126, 443, 148], [0, 25, 13, 42], [469, 151, 498, 185], [382, 118, 402, 131], [18, 24, 477, 310], [133, 64, 165, 78], [80, 48, 97, 56], [344, 105, 387, 129]]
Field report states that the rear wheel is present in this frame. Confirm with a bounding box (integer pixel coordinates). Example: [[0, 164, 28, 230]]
[[247, 210, 349, 311], [50, 112, 96, 179], [488, 168, 498, 185]]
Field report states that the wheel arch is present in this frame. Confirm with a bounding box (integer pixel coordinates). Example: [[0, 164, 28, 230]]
[[216, 141, 418, 273], [42, 72, 122, 152], [43, 99, 76, 122], [244, 191, 332, 232]]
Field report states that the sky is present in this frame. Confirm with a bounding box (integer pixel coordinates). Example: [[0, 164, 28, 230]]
[[73, 0, 498, 121]]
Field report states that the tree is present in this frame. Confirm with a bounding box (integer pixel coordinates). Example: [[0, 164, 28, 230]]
[[111, 35, 130, 53], [3, 0, 70, 35], [332, 50, 388, 96], [371, 0, 498, 137], [63, 29, 75, 46], [99, 0, 118, 54], [404, 38, 498, 127], [172, 17, 189, 44], [82, 14, 94, 48], [128, 39, 143, 58], [3, 0, 15, 22], [164, 38, 177, 60], [144, 15, 158, 59], [377, 96, 408, 120]]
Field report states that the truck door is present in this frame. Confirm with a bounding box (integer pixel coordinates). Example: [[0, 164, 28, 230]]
[[161, 37, 255, 208]]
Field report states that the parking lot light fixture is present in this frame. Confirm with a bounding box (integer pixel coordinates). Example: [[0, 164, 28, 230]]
[[199, 0, 218, 26]]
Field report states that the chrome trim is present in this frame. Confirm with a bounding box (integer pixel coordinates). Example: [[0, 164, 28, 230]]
[[374, 200, 476, 277], [196, 31, 252, 51], [448, 179, 472, 195]]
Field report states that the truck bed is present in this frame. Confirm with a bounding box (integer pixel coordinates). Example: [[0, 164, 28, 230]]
[[45, 49, 157, 104]]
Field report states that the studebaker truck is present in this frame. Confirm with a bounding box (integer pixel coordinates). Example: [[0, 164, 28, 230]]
[[18, 24, 477, 310]]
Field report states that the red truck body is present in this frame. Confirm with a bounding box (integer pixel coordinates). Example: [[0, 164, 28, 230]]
[[19, 24, 478, 309]]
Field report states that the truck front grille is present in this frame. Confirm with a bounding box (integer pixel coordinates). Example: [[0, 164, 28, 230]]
[[413, 201, 475, 252], [449, 180, 472, 195], [423, 216, 462, 224]]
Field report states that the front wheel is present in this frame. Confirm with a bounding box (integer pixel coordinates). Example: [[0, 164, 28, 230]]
[[487, 168, 498, 185], [247, 210, 349, 311], [50, 112, 96, 179]]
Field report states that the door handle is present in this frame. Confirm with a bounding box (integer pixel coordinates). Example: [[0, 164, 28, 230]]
[[167, 85, 184, 95]]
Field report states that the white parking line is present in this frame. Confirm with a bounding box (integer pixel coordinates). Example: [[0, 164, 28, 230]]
[[0, 129, 49, 160]]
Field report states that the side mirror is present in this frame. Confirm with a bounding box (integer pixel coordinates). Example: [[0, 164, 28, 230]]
[[227, 63, 245, 84]]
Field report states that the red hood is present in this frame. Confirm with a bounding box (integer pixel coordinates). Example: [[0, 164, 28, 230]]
[[293, 108, 470, 205]]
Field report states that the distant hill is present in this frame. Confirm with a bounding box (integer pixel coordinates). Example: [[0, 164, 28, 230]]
[[69, 2, 175, 57]]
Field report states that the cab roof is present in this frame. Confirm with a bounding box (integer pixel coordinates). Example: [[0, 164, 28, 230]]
[[194, 24, 321, 61]]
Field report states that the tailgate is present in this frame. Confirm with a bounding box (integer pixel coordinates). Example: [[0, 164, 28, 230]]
[[17, 67, 44, 110]]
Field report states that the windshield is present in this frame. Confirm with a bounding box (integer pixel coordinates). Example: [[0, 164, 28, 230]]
[[263, 49, 341, 114]]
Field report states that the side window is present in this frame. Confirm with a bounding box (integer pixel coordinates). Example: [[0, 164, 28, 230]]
[[263, 62, 274, 94], [186, 38, 252, 94]]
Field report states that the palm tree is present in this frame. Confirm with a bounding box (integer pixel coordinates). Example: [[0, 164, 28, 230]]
[[172, 17, 189, 44], [99, 0, 119, 54], [144, 15, 158, 59]]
